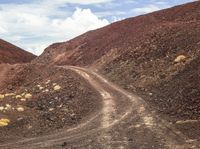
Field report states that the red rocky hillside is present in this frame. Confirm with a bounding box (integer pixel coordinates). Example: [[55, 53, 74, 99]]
[[0, 39, 36, 64], [36, 1, 200, 121]]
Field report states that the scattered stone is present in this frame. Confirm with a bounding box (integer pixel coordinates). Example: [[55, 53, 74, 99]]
[[21, 92, 26, 96], [49, 108, 54, 111], [149, 93, 153, 96], [58, 104, 63, 108], [5, 104, 11, 110], [37, 85, 44, 90], [5, 93, 15, 97], [25, 93, 32, 99], [20, 98, 26, 101], [27, 125, 33, 129], [17, 107, 25, 112], [17, 117, 23, 121], [16, 95, 22, 99], [39, 86, 44, 90], [0, 106, 4, 111], [0, 119, 10, 127], [174, 55, 187, 63], [70, 113, 75, 117], [134, 124, 141, 128], [175, 120, 199, 124], [46, 80, 51, 84], [54, 85, 61, 91], [0, 94, 5, 99]]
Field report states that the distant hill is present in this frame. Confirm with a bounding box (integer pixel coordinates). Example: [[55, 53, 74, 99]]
[[0, 39, 36, 64]]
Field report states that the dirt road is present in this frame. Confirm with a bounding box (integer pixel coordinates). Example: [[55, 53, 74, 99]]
[[0, 66, 198, 149]]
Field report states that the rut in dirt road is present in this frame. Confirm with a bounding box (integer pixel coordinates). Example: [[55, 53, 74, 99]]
[[62, 66, 195, 148], [70, 68, 116, 129], [70, 67, 117, 148], [1, 66, 198, 149]]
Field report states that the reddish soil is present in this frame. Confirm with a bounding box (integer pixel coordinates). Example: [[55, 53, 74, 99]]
[[0, 64, 101, 144], [35, 1, 200, 122], [0, 39, 36, 96], [1, 1, 200, 148], [0, 36, 101, 148], [0, 39, 36, 64]]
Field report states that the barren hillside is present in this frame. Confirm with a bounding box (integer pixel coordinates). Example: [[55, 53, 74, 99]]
[[35, 1, 200, 121], [0, 39, 36, 64], [0, 39, 36, 91]]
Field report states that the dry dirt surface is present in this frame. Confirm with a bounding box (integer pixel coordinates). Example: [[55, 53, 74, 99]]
[[0, 65, 101, 145], [0, 66, 199, 149], [0, 64, 25, 90], [33, 1, 200, 145]]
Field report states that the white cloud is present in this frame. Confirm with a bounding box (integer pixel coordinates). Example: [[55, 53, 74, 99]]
[[0, 2, 110, 55], [0, 26, 7, 34], [95, 10, 126, 18], [132, 5, 161, 15], [44, 0, 114, 5]]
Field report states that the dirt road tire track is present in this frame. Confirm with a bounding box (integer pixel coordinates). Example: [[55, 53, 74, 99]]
[[0, 66, 199, 149]]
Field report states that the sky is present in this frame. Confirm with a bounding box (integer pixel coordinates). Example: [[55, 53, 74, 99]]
[[0, 0, 194, 55]]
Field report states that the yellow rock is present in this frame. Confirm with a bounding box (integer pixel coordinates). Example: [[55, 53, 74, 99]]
[[5, 93, 15, 97], [53, 83, 57, 86], [42, 89, 49, 93], [49, 108, 54, 111], [37, 85, 45, 90], [20, 98, 26, 101], [174, 55, 187, 63], [0, 106, 4, 111], [45, 80, 51, 84], [17, 107, 24, 112], [16, 95, 22, 99], [54, 85, 61, 91], [0, 118, 10, 127], [25, 93, 32, 99], [5, 104, 11, 110], [39, 86, 44, 90], [21, 92, 26, 96], [0, 94, 5, 99]]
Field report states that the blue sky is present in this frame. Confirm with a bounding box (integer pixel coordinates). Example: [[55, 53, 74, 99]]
[[0, 0, 194, 55]]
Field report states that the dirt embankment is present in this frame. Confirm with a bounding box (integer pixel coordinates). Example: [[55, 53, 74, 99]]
[[0, 64, 101, 143]]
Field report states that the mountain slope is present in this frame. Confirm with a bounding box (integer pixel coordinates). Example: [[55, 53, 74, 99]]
[[0, 39, 36, 64], [35, 1, 200, 120], [36, 1, 200, 67], [0, 39, 36, 90]]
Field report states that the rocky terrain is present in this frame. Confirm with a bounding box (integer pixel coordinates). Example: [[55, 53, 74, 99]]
[[0, 41, 101, 144], [0, 64, 101, 144], [1, 1, 200, 149], [36, 1, 200, 122], [0, 39, 36, 90]]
